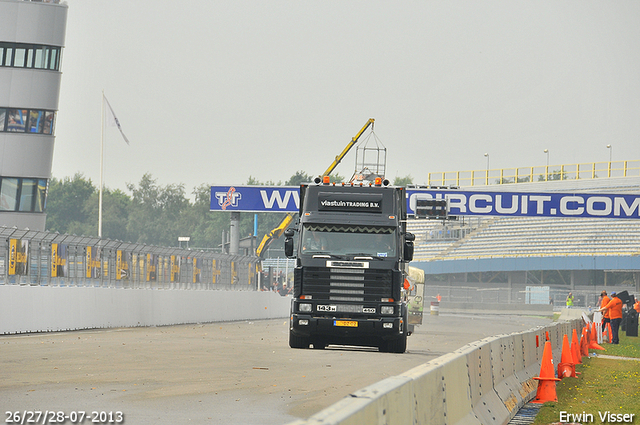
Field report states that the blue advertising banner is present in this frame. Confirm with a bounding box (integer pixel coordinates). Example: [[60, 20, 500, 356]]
[[210, 185, 640, 219], [210, 186, 300, 212], [405, 189, 640, 219]]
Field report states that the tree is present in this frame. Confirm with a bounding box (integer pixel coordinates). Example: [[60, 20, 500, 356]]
[[246, 175, 262, 185], [285, 171, 313, 186], [328, 173, 345, 183], [46, 173, 96, 234], [126, 173, 190, 245], [538, 170, 569, 182], [393, 175, 413, 186], [80, 188, 131, 240], [181, 183, 228, 249]]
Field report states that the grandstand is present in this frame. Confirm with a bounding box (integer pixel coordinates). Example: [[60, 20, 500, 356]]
[[410, 216, 640, 260], [408, 168, 640, 307]]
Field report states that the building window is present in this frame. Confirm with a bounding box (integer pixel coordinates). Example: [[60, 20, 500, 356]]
[[34, 47, 46, 68], [43, 111, 54, 134], [0, 177, 48, 213], [0, 42, 62, 71], [13, 47, 26, 67], [7, 109, 28, 132], [49, 47, 59, 70], [0, 107, 55, 134], [35, 179, 47, 213], [28, 110, 44, 133], [0, 178, 19, 211], [19, 179, 36, 212], [2, 46, 12, 66]]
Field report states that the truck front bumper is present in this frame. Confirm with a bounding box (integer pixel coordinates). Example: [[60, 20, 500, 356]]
[[290, 313, 404, 345]]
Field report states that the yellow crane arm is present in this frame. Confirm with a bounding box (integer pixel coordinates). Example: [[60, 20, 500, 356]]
[[256, 213, 295, 259], [257, 118, 375, 260], [322, 118, 374, 177]]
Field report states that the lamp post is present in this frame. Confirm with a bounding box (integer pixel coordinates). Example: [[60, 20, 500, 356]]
[[543, 149, 549, 166], [543, 149, 549, 181], [606, 144, 612, 177], [484, 153, 489, 185]]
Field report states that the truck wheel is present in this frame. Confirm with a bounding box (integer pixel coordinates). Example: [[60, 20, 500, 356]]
[[289, 330, 309, 349]]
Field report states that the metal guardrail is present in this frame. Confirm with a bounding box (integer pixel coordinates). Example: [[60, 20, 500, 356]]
[[427, 160, 640, 187], [0, 226, 259, 290]]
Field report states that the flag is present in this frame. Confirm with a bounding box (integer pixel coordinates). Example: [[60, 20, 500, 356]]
[[103, 94, 131, 145]]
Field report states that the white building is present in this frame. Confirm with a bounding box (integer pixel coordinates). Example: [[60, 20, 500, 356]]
[[0, 0, 67, 230]]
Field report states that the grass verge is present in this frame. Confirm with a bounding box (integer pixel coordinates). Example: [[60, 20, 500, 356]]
[[533, 333, 640, 424]]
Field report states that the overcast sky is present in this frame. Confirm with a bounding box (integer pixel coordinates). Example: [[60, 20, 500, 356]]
[[52, 1, 640, 194]]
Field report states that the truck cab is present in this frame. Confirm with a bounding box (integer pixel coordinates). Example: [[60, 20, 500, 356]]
[[285, 177, 414, 353]]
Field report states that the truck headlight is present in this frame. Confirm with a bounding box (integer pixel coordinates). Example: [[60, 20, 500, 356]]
[[381, 306, 394, 315], [299, 303, 312, 312]]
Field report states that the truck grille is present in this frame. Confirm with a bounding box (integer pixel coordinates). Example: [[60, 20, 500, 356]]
[[301, 266, 392, 302]]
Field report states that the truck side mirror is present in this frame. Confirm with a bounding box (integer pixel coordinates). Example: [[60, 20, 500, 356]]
[[284, 236, 294, 258], [404, 232, 415, 262]]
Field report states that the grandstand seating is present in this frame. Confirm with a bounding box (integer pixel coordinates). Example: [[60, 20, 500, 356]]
[[408, 216, 640, 261]]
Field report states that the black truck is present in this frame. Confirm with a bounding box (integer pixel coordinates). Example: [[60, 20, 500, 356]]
[[284, 176, 415, 353]]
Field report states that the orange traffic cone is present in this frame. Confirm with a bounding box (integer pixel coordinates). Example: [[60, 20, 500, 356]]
[[545, 330, 550, 341], [571, 329, 582, 365], [570, 340, 582, 376], [532, 340, 561, 403], [589, 322, 605, 351], [557, 334, 576, 378], [580, 328, 589, 357], [602, 322, 610, 343]]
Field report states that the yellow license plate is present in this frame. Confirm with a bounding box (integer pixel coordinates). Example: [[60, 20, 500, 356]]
[[334, 320, 358, 327]]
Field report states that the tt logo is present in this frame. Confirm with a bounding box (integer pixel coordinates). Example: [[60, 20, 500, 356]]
[[215, 187, 242, 210]]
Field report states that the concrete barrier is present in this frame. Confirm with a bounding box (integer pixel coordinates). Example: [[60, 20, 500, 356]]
[[463, 340, 506, 424], [405, 362, 447, 424], [0, 285, 292, 334], [289, 317, 584, 425]]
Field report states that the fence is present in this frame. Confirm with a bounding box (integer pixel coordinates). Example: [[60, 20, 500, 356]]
[[422, 283, 637, 309], [0, 226, 259, 290], [427, 160, 640, 187]]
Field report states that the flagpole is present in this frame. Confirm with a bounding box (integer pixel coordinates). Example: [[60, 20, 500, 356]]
[[99, 90, 104, 238]]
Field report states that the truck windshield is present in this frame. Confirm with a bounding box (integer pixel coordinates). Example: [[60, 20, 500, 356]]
[[301, 224, 396, 257]]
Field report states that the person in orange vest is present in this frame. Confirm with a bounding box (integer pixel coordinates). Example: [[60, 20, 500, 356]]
[[597, 291, 623, 344], [599, 291, 611, 328], [634, 300, 640, 314]]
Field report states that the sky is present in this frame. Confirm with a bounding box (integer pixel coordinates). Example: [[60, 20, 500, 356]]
[[52, 1, 640, 195]]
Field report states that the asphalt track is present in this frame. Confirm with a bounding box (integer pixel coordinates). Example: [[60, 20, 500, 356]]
[[1, 313, 552, 425]]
